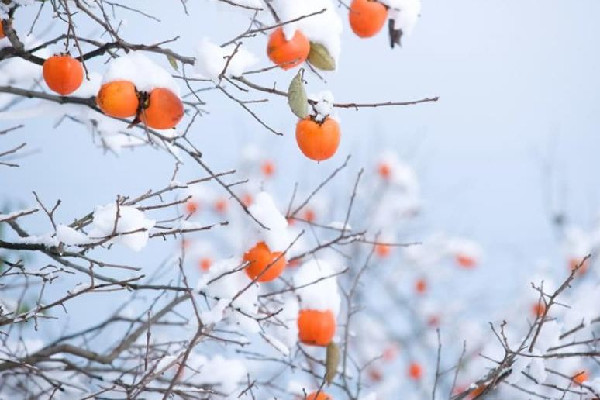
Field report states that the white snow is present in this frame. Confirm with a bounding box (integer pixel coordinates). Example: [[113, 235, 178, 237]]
[[186, 354, 247, 395], [248, 191, 292, 252], [381, 0, 422, 39], [56, 224, 90, 246], [102, 51, 180, 95], [88, 203, 155, 251], [293, 258, 341, 316], [194, 37, 258, 81], [310, 90, 334, 122]]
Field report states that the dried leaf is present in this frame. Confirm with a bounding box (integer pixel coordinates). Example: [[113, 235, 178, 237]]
[[167, 54, 178, 71], [307, 42, 336, 71], [325, 342, 340, 384], [287, 69, 309, 118]]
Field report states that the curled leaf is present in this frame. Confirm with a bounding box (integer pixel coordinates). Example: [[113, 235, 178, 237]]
[[166, 54, 179, 71], [325, 342, 340, 384], [307, 42, 336, 71], [287, 69, 309, 119]]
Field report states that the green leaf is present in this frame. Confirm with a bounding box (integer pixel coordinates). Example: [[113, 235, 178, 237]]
[[325, 342, 340, 384], [307, 42, 336, 71], [167, 54, 179, 71], [287, 69, 309, 119]]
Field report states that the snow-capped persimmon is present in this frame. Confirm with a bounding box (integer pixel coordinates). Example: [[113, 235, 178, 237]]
[[97, 80, 139, 118], [198, 257, 212, 272], [267, 27, 310, 70], [140, 88, 184, 130], [295, 116, 341, 161], [243, 241, 286, 282], [456, 253, 477, 268], [43, 55, 84, 95], [306, 391, 332, 400], [298, 309, 336, 347], [408, 362, 423, 380], [349, 0, 388, 38]]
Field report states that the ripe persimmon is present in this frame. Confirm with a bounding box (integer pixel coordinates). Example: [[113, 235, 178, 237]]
[[140, 88, 184, 129], [349, 0, 388, 38], [303, 208, 316, 223], [306, 392, 331, 400], [415, 278, 427, 294], [43, 55, 84, 95], [243, 241, 286, 282], [408, 362, 423, 380], [375, 243, 391, 258], [214, 198, 228, 214], [531, 301, 546, 318], [0, 20, 5, 39], [97, 80, 139, 118], [295, 116, 341, 161], [267, 27, 310, 70], [569, 257, 589, 275], [298, 309, 335, 346]]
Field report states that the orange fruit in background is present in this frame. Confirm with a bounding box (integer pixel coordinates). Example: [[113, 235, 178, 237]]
[[531, 301, 546, 318], [241, 193, 253, 207], [303, 208, 316, 223], [306, 391, 331, 400], [573, 370, 589, 385], [408, 362, 423, 380], [267, 27, 310, 70], [298, 309, 335, 346], [0, 20, 5, 39], [261, 160, 275, 177], [456, 253, 477, 268], [415, 278, 427, 294], [97, 80, 139, 118], [185, 200, 199, 215], [43, 55, 84, 95], [349, 0, 388, 38], [295, 117, 341, 161], [140, 88, 184, 129], [198, 257, 212, 272], [375, 243, 391, 258], [378, 162, 391, 179], [243, 241, 286, 282], [214, 198, 228, 214], [569, 257, 589, 275]]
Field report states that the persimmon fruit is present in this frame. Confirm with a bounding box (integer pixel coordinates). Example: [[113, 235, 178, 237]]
[[97, 80, 139, 118], [378, 162, 391, 179], [408, 362, 423, 380], [306, 392, 331, 400], [375, 243, 391, 258], [185, 200, 199, 215], [198, 257, 212, 272], [243, 241, 286, 282], [456, 253, 477, 268], [295, 116, 341, 161], [573, 370, 589, 385], [214, 198, 228, 214], [261, 160, 275, 177], [298, 309, 335, 346], [43, 55, 84, 95], [140, 88, 184, 130], [349, 0, 388, 38], [0, 20, 5, 39], [267, 27, 310, 70]]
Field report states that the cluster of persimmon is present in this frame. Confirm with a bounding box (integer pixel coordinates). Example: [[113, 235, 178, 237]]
[[38, 51, 183, 129], [349, 0, 389, 38], [242, 242, 336, 347], [97, 81, 183, 130]]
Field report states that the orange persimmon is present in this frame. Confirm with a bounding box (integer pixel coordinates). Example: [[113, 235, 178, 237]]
[[298, 309, 336, 346], [43, 55, 84, 95], [349, 0, 388, 38], [243, 241, 286, 282], [306, 391, 331, 400], [295, 116, 341, 161], [97, 80, 139, 118], [140, 88, 184, 129], [267, 27, 310, 70]]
